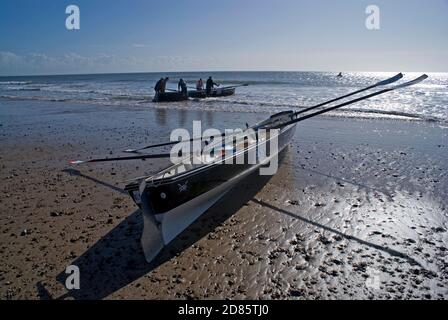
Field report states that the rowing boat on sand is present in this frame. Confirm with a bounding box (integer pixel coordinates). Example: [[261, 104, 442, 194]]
[[70, 73, 427, 263]]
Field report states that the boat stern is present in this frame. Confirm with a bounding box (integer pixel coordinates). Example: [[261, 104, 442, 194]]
[[125, 180, 165, 263]]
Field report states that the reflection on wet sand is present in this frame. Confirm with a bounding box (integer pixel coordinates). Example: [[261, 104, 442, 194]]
[[178, 109, 187, 127], [155, 108, 167, 126]]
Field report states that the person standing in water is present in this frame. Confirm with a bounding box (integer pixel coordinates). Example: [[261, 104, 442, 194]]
[[178, 78, 188, 97], [154, 78, 163, 94], [206, 76, 219, 96], [196, 78, 204, 91], [160, 77, 169, 93]]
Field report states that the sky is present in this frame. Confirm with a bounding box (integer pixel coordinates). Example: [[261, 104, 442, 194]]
[[0, 0, 447, 75]]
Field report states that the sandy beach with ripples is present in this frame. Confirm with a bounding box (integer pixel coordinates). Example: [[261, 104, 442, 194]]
[[0, 99, 447, 299]]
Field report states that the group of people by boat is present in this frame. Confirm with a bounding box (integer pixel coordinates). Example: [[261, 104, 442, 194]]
[[194, 77, 221, 95], [153, 72, 344, 103], [154, 77, 169, 95], [154, 76, 220, 96], [153, 76, 240, 102]]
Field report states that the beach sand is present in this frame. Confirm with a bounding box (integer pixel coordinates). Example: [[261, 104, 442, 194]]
[[0, 100, 447, 300]]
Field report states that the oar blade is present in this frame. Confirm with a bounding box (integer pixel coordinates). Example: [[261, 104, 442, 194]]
[[393, 74, 428, 89], [69, 160, 85, 165], [375, 73, 404, 86], [294, 72, 405, 116], [275, 74, 428, 129]]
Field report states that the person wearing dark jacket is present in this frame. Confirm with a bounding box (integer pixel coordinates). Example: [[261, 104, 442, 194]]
[[154, 78, 163, 93], [178, 78, 188, 97], [206, 76, 219, 96], [160, 77, 169, 94]]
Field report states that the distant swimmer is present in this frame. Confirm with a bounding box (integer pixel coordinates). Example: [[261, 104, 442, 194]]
[[206, 76, 219, 96], [337, 72, 343, 77], [196, 78, 204, 91]]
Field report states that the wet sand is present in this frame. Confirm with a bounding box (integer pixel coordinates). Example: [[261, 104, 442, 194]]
[[0, 100, 447, 300]]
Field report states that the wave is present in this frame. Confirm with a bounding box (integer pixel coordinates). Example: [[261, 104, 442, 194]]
[[186, 79, 351, 87], [0, 81, 32, 85], [0, 95, 70, 102], [329, 107, 425, 120], [112, 79, 151, 83], [5, 86, 41, 91], [1, 71, 446, 124], [39, 86, 98, 94], [416, 83, 448, 89], [111, 95, 151, 101]]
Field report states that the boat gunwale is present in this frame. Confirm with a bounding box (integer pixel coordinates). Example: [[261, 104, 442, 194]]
[[123, 111, 296, 189], [143, 120, 297, 187]]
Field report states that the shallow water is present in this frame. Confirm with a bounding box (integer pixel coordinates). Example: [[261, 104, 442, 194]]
[[1, 71, 447, 123]]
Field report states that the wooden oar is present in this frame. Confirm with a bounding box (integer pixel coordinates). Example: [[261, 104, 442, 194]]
[[294, 73, 403, 116], [272, 74, 428, 129], [219, 83, 249, 90], [188, 83, 248, 91], [69, 153, 172, 165], [124, 133, 227, 153]]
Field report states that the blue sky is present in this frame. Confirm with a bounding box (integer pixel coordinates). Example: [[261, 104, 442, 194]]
[[0, 0, 447, 75]]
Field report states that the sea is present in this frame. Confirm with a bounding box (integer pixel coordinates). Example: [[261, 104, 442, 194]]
[[0, 71, 447, 123]]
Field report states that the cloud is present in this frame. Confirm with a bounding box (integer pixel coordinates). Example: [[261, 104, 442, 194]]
[[0, 51, 222, 76], [0, 51, 23, 68], [0, 51, 137, 75]]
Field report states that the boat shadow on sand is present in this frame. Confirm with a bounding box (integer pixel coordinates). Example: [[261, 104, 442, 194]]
[[50, 170, 274, 300], [47, 165, 421, 300], [251, 199, 422, 267]]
